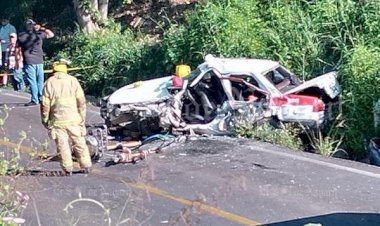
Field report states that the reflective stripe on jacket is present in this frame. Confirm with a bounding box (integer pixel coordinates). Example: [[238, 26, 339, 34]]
[[41, 72, 86, 128]]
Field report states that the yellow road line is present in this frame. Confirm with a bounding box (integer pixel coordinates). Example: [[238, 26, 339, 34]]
[[0, 139, 38, 153], [1, 140, 262, 226], [0, 139, 48, 157], [91, 166, 261, 225], [127, 181, 261, 226]]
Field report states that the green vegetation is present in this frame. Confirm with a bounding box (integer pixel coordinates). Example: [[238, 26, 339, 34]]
[[160, 0, 380, 158], [235, 121, 303, 151], [0, 108, 29, 223], [160, 0, 267, 66], [301, 116, 345, 157], [58, 26, 146, 95], [1, 0, 380, 157], [306, 130, 343, 157]]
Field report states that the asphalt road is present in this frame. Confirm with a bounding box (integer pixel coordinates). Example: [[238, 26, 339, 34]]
[[1, 88, 380, 226]]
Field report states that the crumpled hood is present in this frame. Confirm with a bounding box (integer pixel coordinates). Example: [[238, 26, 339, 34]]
[[285, 71, 340, 99], [108, 76, 173, 105]]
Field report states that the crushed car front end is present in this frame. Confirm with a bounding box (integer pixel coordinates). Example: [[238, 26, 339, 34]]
[[100, 76, 178, 136]]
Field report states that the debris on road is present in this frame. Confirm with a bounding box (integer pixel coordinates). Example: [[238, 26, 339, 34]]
[[109, 134, 175, 164], [113, 148, 161, 164], [83, 122, 176, 165], [85, 123, 109, 160], [107, 140, 142, 150]]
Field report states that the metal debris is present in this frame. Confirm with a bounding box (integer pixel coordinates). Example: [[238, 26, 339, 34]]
[[113, 148, 161, 164]]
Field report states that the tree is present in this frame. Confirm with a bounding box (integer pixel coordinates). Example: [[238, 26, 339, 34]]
[[98, 0, 109, 20], [72, 0, 109, 33]]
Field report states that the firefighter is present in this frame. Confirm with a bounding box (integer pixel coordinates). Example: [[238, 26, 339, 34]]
[[41, 60, 92, 175]]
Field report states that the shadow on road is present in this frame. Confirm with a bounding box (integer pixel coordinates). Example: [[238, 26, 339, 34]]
[[266, 212, 380, 226]]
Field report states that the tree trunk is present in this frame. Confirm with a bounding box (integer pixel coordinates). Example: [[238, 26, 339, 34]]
[[91, 0, 99, 11], [73, 0, 100, 33], [98, 0, 109, 20]]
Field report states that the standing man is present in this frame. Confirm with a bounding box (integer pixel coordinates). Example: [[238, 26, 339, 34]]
[[18, 19, 54, 106], [0, 16, 16, 86], [41, 60, 92, 175]]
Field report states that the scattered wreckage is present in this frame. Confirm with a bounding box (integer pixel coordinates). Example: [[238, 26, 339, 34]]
[[84, 123, 173, 163], [100, 54, 340, 138]]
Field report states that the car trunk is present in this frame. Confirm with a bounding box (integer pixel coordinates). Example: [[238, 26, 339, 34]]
[[284, 72, 340, 99]]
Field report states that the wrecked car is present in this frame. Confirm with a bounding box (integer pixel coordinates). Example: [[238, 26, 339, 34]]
[[100, 54, 340, 137]]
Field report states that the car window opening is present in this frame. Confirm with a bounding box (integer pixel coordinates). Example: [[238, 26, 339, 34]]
[[182, 71, 227, 124], [264, 66, 301, 92], [227, 75, 267, 102]]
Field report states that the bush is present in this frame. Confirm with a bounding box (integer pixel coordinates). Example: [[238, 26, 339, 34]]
[[262, 1, 324, 78], [58, 26, 147, 96], [307, 130, 343, 157], [235, 121, 302, 151], [339, 43, 380, 158], [161, 0, 267, 67], [301, 116, 345, 157]]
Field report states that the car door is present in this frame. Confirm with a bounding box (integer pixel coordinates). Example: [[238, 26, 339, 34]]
[[223, 75, 270, 124]]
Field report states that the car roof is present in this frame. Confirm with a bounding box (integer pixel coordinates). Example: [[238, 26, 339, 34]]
[[200, 54, 280, 75]]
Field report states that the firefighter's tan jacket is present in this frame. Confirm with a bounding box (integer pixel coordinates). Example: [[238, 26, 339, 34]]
[[41, 72, 86, 128]]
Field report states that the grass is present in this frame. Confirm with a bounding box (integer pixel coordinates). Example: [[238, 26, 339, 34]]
[[234, 114, 346, 158], [303, 129, 344, 157], [234, 121, 303, 151]]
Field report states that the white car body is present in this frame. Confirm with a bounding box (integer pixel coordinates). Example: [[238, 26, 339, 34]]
[[101, 54, 340, 136]]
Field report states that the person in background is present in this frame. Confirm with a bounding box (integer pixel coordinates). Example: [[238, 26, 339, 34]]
[[5, 33, 24, 91], [0, 16, 16, 86], [41, 60, 92, 175], [18, 19, 54, 106]]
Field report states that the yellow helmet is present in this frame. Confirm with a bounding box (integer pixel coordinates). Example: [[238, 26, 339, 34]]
[[52, 59, 71, 73], [175, 64, 191, 77]]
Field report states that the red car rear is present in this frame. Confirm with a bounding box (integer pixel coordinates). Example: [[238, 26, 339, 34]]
[[270, 94, 325, 127]]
